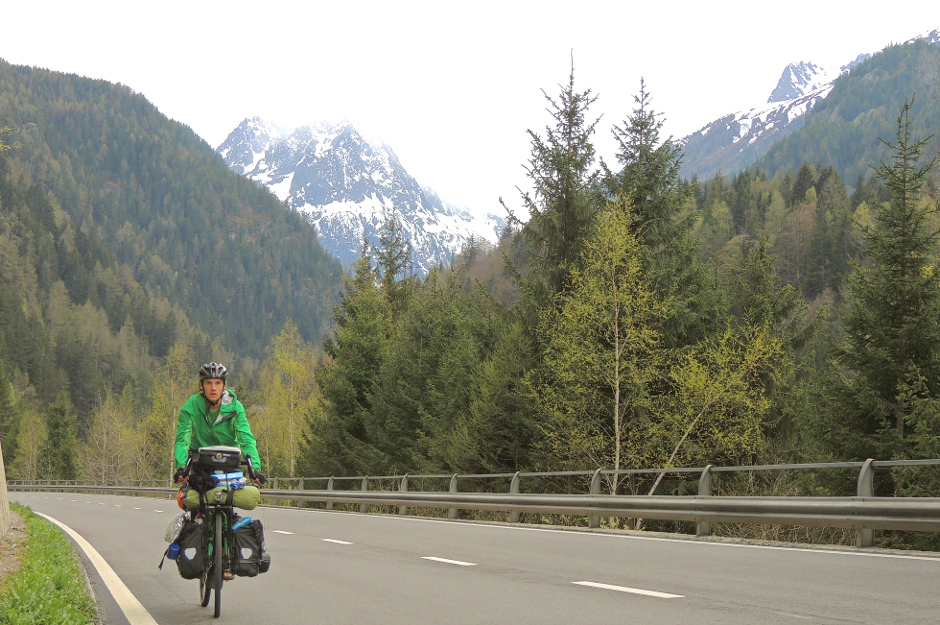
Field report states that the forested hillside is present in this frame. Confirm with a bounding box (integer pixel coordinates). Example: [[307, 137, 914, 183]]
[[2, 43, 940, 548], [297, 58, 940, 550], [755, 39, 940, 185], [0, 60, 343, 361], [0, 60, 343, 484]]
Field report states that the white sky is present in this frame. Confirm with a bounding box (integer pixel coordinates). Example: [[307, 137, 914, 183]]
[[1, 1, 935, 216]]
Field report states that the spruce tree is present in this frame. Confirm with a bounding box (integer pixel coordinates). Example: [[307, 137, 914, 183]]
[[605, 80, 720, 349], [505, 56, 600, 305], [822, 97, 940, 461], [43, 394, 79, 480], [374, 212, 413, 319], [305, 249, 389, 476], [605, 79, 687, 251]]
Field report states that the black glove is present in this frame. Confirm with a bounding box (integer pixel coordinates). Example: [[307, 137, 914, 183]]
[[174, 467, 186, 483], [253, 473, 266, 486]]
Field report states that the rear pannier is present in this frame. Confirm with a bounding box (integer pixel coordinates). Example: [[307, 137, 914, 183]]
[[233, 519, 270, 577]]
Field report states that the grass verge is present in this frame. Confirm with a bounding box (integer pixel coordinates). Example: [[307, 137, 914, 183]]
[[0, 503, 97, 625]]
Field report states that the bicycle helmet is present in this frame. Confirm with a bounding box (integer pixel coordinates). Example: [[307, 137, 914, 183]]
[[198, 362, 228, 381]]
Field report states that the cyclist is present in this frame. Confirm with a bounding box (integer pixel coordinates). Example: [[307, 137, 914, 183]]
[[173, 362, 264, 486]]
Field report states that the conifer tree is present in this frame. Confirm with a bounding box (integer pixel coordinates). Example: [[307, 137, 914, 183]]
[[374, 212, 413, 319], [605, 79, 687, 251], [43, 394, 79, 480], [605, 80, 720, 348], [505, 56, 600, 304], [820, 98, 940, 461], [305, 249, 389, 475]]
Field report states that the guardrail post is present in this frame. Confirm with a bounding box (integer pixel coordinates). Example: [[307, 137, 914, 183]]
[[326, 477, 334, 511], [448, 474, 459, 520], [509, 471, 521, 523], [856, 459, 875, 548], [697, 465, 714, 537], [360, 476, 369, 514], [399, 474, 409, 516], [589, 468, 602, 529]]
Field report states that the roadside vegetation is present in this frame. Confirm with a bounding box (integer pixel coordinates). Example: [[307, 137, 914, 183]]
[[0, 503, 97, 625]]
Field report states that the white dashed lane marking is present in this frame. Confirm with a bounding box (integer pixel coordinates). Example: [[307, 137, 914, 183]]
[[321, 538, 351, 544], [572, 581, 683, 599], [273, 530, 295, 535], [422, 556, 476, 567]]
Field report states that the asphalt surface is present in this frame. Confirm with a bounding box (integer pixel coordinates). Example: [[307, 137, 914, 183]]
[[11, 491, 940, 624]]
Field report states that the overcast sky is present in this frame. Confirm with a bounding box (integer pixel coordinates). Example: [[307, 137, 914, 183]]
[[1, 2, 935, 216]]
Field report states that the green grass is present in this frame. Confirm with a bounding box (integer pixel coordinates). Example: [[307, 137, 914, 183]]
[[0, 503, 97, 625]]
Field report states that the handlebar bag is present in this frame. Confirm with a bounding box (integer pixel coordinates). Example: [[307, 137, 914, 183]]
[[175, 520, 205, 580], [196, 446, 242, 471]]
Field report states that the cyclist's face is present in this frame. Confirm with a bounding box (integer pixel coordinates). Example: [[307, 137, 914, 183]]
[[202, 378, 225, 404]]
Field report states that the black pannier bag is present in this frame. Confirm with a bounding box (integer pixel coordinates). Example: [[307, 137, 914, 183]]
[[176, 520, 205, 580], [234, 520, 270, 577]]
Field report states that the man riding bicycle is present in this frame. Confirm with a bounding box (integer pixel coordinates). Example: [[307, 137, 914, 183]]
[[173, 362, 264, 486], [172, 362, 268, 583]]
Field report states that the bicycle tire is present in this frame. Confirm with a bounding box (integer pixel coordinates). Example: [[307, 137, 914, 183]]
[[200, 572, 211, 607], [214, 513, 223, 617]]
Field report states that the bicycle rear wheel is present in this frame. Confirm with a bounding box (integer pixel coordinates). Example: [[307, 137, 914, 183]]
[[214, 512, 223, 618]]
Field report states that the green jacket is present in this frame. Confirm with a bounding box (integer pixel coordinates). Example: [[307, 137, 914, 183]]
[[174, 389, 261, 471]]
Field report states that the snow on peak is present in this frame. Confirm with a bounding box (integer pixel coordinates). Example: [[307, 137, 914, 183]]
[[216, 117, 505, 274], [767, 61, 836, 104]]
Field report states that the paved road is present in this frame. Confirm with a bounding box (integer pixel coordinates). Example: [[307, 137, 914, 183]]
[[11, 492, 940, 624]]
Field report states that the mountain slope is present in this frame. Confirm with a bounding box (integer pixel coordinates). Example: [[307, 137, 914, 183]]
[[754, 37, 940, 185], [679, 28, 939, 180], [217, 118, 505, 274], [0, 60, 344, 360]]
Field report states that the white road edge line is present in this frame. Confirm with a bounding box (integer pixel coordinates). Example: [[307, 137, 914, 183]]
[[573, 581, 683, 599], [422, 556, 476, 567], [35, 512, 160, 625], [321, 538, 351, 544]]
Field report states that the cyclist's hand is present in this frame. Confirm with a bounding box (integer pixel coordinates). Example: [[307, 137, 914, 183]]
[[253, 473, 266, 486], [174, 468, 187, 483]]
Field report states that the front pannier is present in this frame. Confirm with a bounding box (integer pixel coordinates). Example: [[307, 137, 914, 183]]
[[176, 520, 205, 580]]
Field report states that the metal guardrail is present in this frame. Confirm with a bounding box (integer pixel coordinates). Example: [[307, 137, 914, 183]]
[[9, 459, 940, 548]]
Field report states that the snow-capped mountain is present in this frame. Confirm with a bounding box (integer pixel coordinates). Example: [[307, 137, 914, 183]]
[[677, 58, 860, 179], [766, 61, 837, 103], [678, 28, 939, 179], [217, 118, 504, 274]]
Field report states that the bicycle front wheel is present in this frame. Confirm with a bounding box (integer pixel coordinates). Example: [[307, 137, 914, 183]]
[[199, 572, 211, 607], [214, 513, 223, 618]]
